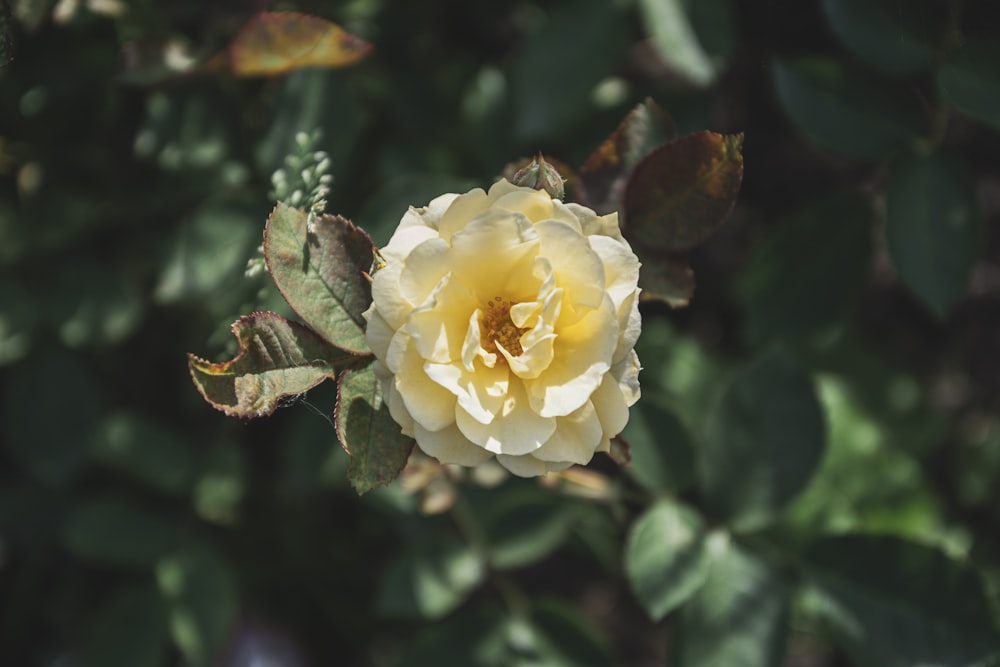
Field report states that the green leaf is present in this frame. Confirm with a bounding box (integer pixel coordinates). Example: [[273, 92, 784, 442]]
[[154, 202, 259, 305], [222, 12, 371, 76], [2, 347, 99, 487], [804, 534, 1000, 667], [398, 606, 509, 667], [89, 412, 195, 496], [624, 499, 710, 620], [937, 38, 1000, 132], [476, 486, 574, 571], [822, 0, 939, 74], [263, 202, 374, 355], [579, 98, 677, 215], [43, 259, 144, 348], [624, 131, 743, 252], [192, 441, 248, 525], [700, 350, 826, 532], [638, 0, 721, 87], [622, 397, 695, 495], [156, 543, 238, 667], [336, 360, 414, 494], [739, 193, 873, 344], [375, 536, 486, 619], [771, 57, 924, 160], [885, 153, 983, 318], [671, 535, 790, 667], [0, 278, 37, 366], [80, 584, 169, 667], [62, 497, 178, 568], [188, 311, 343, 418], [520, 599, 613, 667]]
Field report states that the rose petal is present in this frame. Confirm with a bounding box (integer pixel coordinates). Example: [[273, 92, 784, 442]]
[[370, 261, 410, 330], [450, 209, 539, 300], [437, 187, 489, 240], [424, 360, 508, 425], [496, 453, 573, 477], [536, 220, 606, 310], [408, 275, 477, 363], [391, 333, 458, 431], [413, 422, 492, 466], [493, 188, 555, 223], [455, 380, 556, 455], [532, 400, 603, 464], [399, 237, 451, 308], [591, 372, 630, 438]]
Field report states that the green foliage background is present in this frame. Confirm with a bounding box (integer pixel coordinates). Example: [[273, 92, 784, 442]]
[[1, 0, 999, 665]]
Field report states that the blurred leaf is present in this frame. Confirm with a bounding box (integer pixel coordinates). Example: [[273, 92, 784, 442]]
[[771, 57, 924, 160], [624, 131, 743, 252], [739, 193, 872, 344], [822, 0, 939, 74], [804, 534, 1000, 667], [638, 0, 722, 87], [638, 254, 696, 307], [625, 499, 710, 620], [511, 0, 627, 142], [223, 12, 372, 77], [0, 278, 36, 365], [90, 412, 195, 496], [886, 153, 983, 318], [937, 38, 1000, 132], [335, 360, 414, 494], [154, 202, 258, 304], [43, 260, 144, 348], [398, 605, 509, 667], [475, 486, 574, 570], [133, 89, 234, 173], [156, 543, 238, 667], [622, 397, 695, 495], [263, 203, 374, 355], [519, 599, 613, 667], [671, 535, 790, 667], [2, 347, 100, 487], [11, 0, 53, 33], [192, 441, 247, 525], [375, 535, 485, 619], [579, 98, 677, 215], [81, 584, 169, 667], [62, 497, 178, 567], [700, 350, 826, 532], [188, 312, 342, 418]]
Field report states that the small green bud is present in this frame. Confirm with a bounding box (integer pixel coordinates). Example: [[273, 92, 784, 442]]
[[511, 153, 565, 200]]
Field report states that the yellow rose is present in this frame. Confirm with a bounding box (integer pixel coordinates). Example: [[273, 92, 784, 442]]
[[363, 179, 641, 477]]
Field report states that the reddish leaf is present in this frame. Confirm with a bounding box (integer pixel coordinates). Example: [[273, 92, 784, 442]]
[[579, 98, 677, 214], [263, 203, 374, 355], [188, 312, 344, 418], [639, 255, 696, 308], [227, 12, 372, 77], [335, 361, 414, 494], [624, 131, 743, 252]]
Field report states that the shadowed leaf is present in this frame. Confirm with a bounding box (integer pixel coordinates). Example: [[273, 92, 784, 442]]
[[805, 534, 1000, 667], [822, 0, 939, 75], [639, 254, 696, 308], [937, 38, 1000, 132], [624, 131, 743, 253], [81, 584, 169, 667], [227, 12, 371, 76], [335, 360, 414, 494], [579, 98, 677, 214], [188, 312, 343, 418], [264, 203, 374, 354]]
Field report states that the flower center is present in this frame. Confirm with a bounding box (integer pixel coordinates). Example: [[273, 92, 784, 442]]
[[481, 296, 527, 358]]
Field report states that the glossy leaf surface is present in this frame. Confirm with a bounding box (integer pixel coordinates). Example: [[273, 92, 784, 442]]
[[624, 131, 743, 252], [188, 312, 342, 417], [822, 0, 938, 74], [263, 203, 374, 354], [335, 360, 414, 494]]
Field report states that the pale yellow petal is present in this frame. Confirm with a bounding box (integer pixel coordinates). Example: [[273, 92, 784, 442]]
[[495, 452, 551, 477], [407, 275, 477, 363], [455, 380, 556, 455], [382, 222, 440, 261], [437, 187, 489, 241], [424, 360, 508, 425], [392, 336, 458, 431], [532, 400, 602, 464], [399, 237, 451, 308], [363, 308, 395, 361], [450, 210, 539, 299], [536, 220, 606, 309], [370, 261, 410, 330], [493, 188, 554, 223], [591, 372, 630, 438], [612, 349, 642, 407], [413, 422, 492, 466]]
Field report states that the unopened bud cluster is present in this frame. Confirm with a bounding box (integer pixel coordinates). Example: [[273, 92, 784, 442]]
[[269, 129, 334, 219]]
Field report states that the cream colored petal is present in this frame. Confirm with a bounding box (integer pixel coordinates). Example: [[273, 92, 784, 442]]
[[382, 223, 441, 261], [493, 188, 555, 223], [591, 372, 630, 438], [612, 349, 642, 407], [399, 237, 451, 308], [532, 400, 603, 464], [424, 360, 507, 425], [420, 192, 463, 230], [573, 206, 624, 241], [536, 220, 606, 309], [486, 178, 522, 201], [455, 380, 556, 455], [364, 308, 395, 361], [437, 188, 490, 241], [450, 210, 539, 299], [393, 336, 458, 431], [527, 295, 618, 418], [499, 331, 556, 380], [613, 293, 642, 364], [370, 261, 411, 330], [589, 235, 640, 310], [549, 200, 585, 231], [383, 376, 415, 437], [414, 422, 492, 466], [407, 275, 477, 364], [495, 452, 551, 477]]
